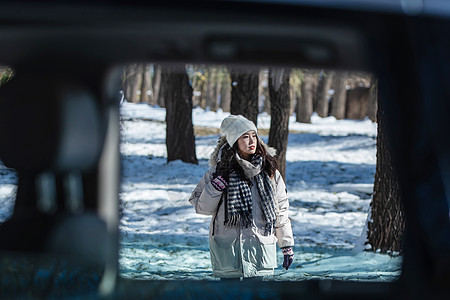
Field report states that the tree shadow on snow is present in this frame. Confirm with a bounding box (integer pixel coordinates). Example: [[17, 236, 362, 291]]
[[285, 160, 375, 188], [287, 133, 376, 148]]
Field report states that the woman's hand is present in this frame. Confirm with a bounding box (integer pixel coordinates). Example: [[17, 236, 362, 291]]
[[211, 174, 228, 191], [282, 247, 294, 270], [211, 162, 229, 192]]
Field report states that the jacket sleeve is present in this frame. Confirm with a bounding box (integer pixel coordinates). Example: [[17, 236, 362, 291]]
[[274, 170, 295, 248], [189, 167, 224, 216]]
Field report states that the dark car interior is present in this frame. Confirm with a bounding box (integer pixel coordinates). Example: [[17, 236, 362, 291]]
[[0, 0, 449, 298]]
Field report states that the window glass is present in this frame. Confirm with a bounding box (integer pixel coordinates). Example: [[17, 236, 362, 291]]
[[117, 63, 403, 281]]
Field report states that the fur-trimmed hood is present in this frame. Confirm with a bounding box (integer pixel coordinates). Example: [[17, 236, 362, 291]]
[[209, 136, 277, 167]]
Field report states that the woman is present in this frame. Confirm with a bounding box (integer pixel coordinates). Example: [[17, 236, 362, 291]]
[[189, 115, 294, 280]]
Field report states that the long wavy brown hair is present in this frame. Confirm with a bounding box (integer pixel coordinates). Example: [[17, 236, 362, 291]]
[[254, 139, 279, 178]]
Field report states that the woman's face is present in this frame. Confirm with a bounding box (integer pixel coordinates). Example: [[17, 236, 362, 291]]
[[237, 130, 257, 160]]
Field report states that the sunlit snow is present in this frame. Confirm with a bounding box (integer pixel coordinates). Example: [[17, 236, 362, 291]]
[[117, 102, 401, 281]]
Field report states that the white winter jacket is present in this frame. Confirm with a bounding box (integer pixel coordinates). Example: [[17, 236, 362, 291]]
[[189, 148, 294, 278]]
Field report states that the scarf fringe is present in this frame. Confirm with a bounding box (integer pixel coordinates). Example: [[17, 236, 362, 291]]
[[224, 212, 253, 229]]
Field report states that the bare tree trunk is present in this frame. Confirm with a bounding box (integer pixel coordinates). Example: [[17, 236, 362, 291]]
[[311, 74, 319, 113], [258, 68, 270, 114], [123, 65, 133, 101], [130, 64, 143, 103], [331, 72, 348, 120], [220, 70, 231, 112], [190, 66, 199, 107], [345, 87, 370, 119], [140, 63, 151, 104], [230, 69, 259, 125], [289, 78, 297, 117], [162, 65, 198, 164], [296, 74, 314, 123], [367, 97, 405, 252], [215, 67, 223, 111], [316, 70, 333, 118], [123, 63, 143, 103], [206, 67, 218, 111], [152, 64, 163, 107], [263, 77, 271, 115], [200, 70, 208, 109], [268, 68, 290, 179], [367, 76, 378, 122], [148, 65, 157, 106], [289, 69, 302, 117]]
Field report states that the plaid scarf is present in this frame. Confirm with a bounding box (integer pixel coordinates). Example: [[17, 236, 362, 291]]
[[224, 155, 277, 235]]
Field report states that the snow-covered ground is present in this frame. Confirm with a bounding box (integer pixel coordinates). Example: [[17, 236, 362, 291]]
[[118, 102, 402, 281], [0, 101, 402, 282]]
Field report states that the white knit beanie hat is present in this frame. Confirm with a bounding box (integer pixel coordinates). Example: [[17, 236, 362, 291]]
[[220, 115, 257, 147]]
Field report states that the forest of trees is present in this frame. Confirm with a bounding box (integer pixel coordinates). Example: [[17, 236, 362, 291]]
[[122, 63, 404, 254], [122, 64, 376, 122]]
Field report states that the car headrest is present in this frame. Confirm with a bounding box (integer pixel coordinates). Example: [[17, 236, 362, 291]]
[[0, 74, 103, 173]]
